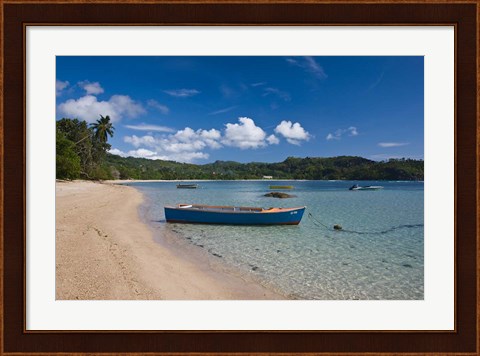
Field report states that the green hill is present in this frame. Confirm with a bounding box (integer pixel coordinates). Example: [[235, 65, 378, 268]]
[[104, 154, 424, 181]]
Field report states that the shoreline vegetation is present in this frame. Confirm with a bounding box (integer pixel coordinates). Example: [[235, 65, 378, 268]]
[[56, 180, 285, 300], [105, 155, 424, 181]]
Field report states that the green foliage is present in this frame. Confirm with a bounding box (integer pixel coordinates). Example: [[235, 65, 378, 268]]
[[104, 154, 424, 181], [90, 115, 115, 143], [89, 163, 114, 180], [56, 116, 115, 180], [56, 131, 81, 179]]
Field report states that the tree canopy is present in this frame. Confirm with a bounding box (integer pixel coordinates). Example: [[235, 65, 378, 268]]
[[90, 115, 115, 144], [104, 154, 424, 181], [56, 116, 115, 180]]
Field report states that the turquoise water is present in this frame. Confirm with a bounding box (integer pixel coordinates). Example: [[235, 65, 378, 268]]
[[129, 180, 424, 300]]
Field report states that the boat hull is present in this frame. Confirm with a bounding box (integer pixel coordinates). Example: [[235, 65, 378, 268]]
[[176, 184, 198, 189], [165, 206, 305, 225], [351, 186, 384, 191]]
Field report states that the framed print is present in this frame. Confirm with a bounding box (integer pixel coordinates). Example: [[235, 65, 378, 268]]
[[2, 0, 478, 354]]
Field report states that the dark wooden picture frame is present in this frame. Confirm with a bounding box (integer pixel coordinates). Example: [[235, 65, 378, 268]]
[[1, 1, 478, 354]]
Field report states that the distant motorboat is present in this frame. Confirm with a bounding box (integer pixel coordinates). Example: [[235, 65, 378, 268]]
[[349, 184, 384, 191], [176, 184, 198, 189], [165, 204, 306, 225]]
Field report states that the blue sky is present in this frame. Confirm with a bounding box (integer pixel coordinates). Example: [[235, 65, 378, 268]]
[[56, 56, 424, 163]]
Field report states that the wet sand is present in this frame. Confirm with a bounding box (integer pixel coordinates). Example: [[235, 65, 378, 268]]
[[56, 180, 284, 300]]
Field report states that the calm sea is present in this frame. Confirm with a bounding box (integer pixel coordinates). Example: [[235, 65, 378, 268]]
[[127, 180, 424, 300]]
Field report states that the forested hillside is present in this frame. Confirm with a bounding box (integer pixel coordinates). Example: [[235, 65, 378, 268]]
[[105, 155, 424, 181]]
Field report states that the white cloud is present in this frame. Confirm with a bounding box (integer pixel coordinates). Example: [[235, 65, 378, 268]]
[[124, 124, 174, 133], [378, 142, 410, 148], [198, 128, 221, 140], [56, 80, 69, 96], [119, 117, 280, 163], [304, 56, 327, 79], [124, 135, 156, 148], [326, 127, 359, 141], [167, 127, 223, 151], [173, 127, 201, 144], [168, 151, 210, 162], [251, 82, 266, 87], [108, 148, 127, 157], [58, 94, 145, 123], [267, 134, 280, 145], [111, 145, 210, 163], [109, 147, 200, 161], [197, 128, 222, 149], [78, 81, 104, 95], [349, 126, 359, 136], [163, 89, 200, 97], [222, 117, 268, 149], [274, 120, 311, 145], [127, 148, 159, 159], [208, 106, 237, 115], [166, 128, 209, 152], [368, 71, 385, 91], [286, 56, 327, 79], [122, 127, 222, 163], [165, 141, 206, 153], [110, 95, 145, 117], [147, 99, 169, 114], [262, 87, 291, 102]]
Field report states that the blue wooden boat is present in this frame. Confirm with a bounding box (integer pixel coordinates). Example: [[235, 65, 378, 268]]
[[165, 204, 306, 225]]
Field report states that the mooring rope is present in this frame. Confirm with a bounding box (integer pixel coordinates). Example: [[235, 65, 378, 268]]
[[307, 212, 331, 230], [307, 212, 423, 235]]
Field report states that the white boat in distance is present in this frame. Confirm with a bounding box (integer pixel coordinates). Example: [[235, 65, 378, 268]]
[[349, 184, 384, 191]]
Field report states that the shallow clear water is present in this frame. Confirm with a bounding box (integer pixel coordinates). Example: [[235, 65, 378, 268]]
[[129, 180, 424, 300]]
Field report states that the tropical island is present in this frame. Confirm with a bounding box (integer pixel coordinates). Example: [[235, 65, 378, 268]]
[[55, 56, 425, 302], [57, 117, 424, 181]]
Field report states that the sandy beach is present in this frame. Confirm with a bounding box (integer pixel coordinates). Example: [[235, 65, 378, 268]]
[[56, 180, 284, 300]]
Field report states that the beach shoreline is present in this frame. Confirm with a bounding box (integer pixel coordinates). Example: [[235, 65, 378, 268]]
[[56, 180, 285, 300]]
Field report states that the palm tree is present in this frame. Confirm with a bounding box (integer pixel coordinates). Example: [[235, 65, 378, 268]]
[[90, 115, 115, 143]]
